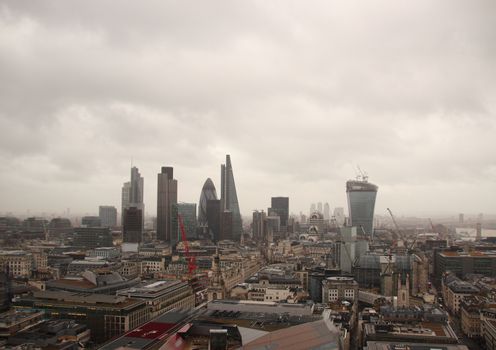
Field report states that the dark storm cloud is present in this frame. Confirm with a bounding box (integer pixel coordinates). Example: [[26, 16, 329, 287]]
[[0, 0, 495, 216]]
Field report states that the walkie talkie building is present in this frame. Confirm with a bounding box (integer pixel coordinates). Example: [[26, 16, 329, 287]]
[[346, 177, 378, 237]]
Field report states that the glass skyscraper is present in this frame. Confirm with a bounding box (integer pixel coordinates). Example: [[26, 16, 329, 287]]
[[220, 155, 242, 241], [157, 166, 177, 242], [346, 177, 378, 237], [171, 202, 197, 245], [121, 166, 144, 227], [198, 178, 218, 226]]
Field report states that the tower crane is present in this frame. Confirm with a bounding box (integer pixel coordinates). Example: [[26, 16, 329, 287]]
[[178, 214, 197, 275]]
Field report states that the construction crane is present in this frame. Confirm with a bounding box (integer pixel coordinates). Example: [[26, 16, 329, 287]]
[[178, 214, 197, 275]]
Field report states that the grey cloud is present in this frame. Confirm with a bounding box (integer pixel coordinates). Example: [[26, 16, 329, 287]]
[[0, 0, 495, 216]]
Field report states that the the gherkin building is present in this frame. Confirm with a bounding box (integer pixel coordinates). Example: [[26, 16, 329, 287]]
[[198, 178, 218, 226]]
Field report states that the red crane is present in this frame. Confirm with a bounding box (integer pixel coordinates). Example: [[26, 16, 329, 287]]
[[178, 214, 197, 275]]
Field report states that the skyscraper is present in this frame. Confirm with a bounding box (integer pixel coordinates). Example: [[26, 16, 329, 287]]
[[157, 166, 177, 243], [206, 199, 221, 242], [121, 166, 144, 227], [323, 203, 330, 220], [129, 167, 144, 208], [99, 206, 117, 227], [198, 178, 218, 226], [317, 202, 323, 214], [123, 206, 143, 243], [269, 197, 289, 227], [310, 203, 316, 215], [121, 182, 130, 225], [346, 176, 378, 237], [220, 155, 242, 241], [252, 210, 266, 242], [171, 202, 197, 244]]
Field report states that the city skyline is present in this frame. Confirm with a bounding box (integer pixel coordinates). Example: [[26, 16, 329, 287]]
[[0, 1, 495, 217]]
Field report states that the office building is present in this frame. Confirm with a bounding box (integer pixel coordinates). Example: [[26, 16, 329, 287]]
[[198, 178, 218, 226], [310, 203, 316, 215], [459, 213, 464, 224], [81, 216, 101, 227], [220, 211, 233, 241], [269, 197, 289, 227], [157, 166, 177, 243], [220, 155, 242, 241], [121, 166, 144, 228], [206, 199, 221, 242], [73, 227, 113, 249], [121, 181, 130, 225], [116, 280, 195, 319], [334, 207, 345, 226], [14, 291, 148, 344], [323, 202, 330, 220], [99, 206, 117, 227], [171, 203, 197, 245], [317, 202, 323, 213], [346, 176, 378, 237], [322, 276, 359, 303], [434, 251, 496, 283], [252, 210, 266, 242], [7, 319, 91, 349], [0, 251, 32, 278], [123, 206, 143, 243]]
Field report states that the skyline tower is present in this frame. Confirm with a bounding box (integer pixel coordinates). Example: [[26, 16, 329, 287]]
[[220, 155, 242, 241], [99, 206, 117, 228], [121, 166, 144, 227], [198, 178, 218, 226], [269, 197, 289, 227], [317, 202, 323, 213], [323, 202, 330, 220], [346, 176, 378, 237], [157, 166, 177, 243]]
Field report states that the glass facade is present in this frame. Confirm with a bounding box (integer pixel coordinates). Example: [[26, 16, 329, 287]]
[[171, 202, 197, 245], [198, 178, 218, 226], [220, 155, 242, 241], [346, 179, 378, 237]]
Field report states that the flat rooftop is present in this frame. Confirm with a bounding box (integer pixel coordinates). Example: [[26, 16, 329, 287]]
[[28, 291, 142, 309]]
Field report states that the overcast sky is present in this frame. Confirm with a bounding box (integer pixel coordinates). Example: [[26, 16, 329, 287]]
[[1, 1, 495, 218]]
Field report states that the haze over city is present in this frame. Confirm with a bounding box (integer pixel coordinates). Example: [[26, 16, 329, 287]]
[[1, 0, 495, 217]]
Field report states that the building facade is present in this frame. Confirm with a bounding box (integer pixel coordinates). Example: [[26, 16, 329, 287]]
[[157, 166, 178, 243], [269, 197, 289, 227], [99, 206, 117, 228], [322, 276, 359, 303], [73, 227, 113, 249], [198, 178, 218, 226], [220, 155, 242, 241], [171, 203, 197, 244], [14, 291, 148, 344], [117, 280, 194, 319], [346, 177, 378, 237], [123, 206, 143, 243]]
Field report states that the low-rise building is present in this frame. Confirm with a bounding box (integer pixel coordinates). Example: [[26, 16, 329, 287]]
[[481, 309, 496, 350], [0, 310, 44, 338], [460, 296, 495, 338], [442, 274, 480, 314], [140, 257, 165, 275], [116, 280, 195, 319], [7, 319, 91, 349], [46, 270, 140, 295], [0, 250, 33, 277], [88, 247, 120, 260], [322, 277, 359, 303], [14, 291, 148, 344], [363, 321, 458, 346]]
